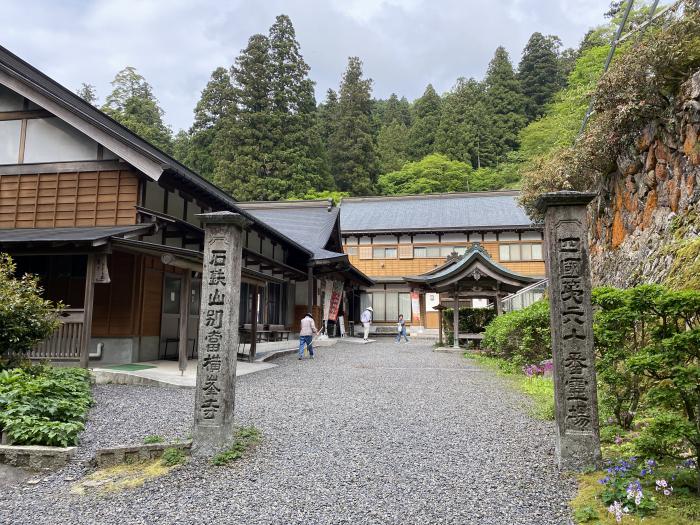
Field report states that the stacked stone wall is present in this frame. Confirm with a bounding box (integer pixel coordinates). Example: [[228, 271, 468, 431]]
[[590, 70, 700, 287]]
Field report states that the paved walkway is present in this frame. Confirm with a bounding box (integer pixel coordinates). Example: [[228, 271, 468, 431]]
[[0, 340, 574, 524]]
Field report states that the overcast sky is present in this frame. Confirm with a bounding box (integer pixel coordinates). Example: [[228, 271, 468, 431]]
[[4, 0, 610, 132]]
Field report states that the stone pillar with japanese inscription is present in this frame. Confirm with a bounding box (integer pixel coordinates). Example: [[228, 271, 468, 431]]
[[192, 211, 249, 457], [535, 191, 602, 471]]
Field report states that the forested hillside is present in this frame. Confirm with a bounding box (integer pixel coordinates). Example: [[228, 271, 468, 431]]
[[76, 8, 630, 201]]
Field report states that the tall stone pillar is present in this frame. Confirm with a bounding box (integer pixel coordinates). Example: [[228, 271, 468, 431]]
[[535, 191, 601, 471], [192, 211, 249, 457]]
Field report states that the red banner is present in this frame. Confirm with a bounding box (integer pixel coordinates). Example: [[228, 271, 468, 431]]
[[328, 281, 344, 321], [411, 291, 421, 324]]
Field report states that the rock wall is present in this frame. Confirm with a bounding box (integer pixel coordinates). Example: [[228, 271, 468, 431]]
[[589, 70, 700, 287]]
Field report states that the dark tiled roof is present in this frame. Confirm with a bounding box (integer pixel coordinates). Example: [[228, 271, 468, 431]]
[[340, 191, 536, 233], [0, 225, 152, 243], [240, 204, 343, 261]]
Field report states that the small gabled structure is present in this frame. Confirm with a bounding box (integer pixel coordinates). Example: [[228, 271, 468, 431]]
[[403, 243, 538, 347]]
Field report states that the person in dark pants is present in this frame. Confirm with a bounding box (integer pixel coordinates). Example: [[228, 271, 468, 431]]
[[298, 313, 318, 359], [395, 314, 409, 343]]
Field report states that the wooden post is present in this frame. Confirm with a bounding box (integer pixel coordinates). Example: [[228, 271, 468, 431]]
[[250, 285, 258, 362], [177, 270, 192, 374], [307, 266, 313, 313], [453, 285, 460, 349], [80, 253, 96, 369], [495, 293, 503, 316]]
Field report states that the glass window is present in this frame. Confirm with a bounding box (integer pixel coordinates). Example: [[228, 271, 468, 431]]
[[426, 246, 441, 258], [0, 85, 25, 111], [373, 247, 385, 259], [385, 292, 399, 321], [454, 246, 467, 255], [384, 247, 397, 259], [373, 292, 386, 321], [414, 247, 427, 258], [190, 278, 201, 316], [499, 244, 510, 261], [521, 243, 532, 260], [440, 246, 455, 257], [532, 244, 543, 260], [346, 246, 357, 256], [163, 276, 181, 315], [24, 117, 98, 163], [0, 120, 21, 164], [399, 293, 411, 321], [361, 292, 372, 311], [510, 244, 521, 261]]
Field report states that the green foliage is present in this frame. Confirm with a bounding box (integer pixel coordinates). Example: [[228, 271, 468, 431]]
[[76, 83, 98, 106], [481, 300, 551, 365], [160, 447, 186, 466], [485, 46, 526, 161], [102, 67, 173, 153], [144, 435, 164, 444], [328, 57, 378, 195], [407, 84, 441, 160], [0, 253, 61, 365], [442, 306, 497, 335], [0, 365, 92, 447], [573, 505, 599, 522], [211, 426, 261, 466], [298, 190, 349, 204], [377, 122, 409, 173], [521, 4, 700, 213], [592, 286, 656, 430], [377, 154, 472, 195], [518, 32, 566, 121], [435, 78, 494, 168]]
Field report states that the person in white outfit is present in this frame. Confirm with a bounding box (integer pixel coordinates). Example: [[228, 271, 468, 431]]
[[360, 306, 373, 341]]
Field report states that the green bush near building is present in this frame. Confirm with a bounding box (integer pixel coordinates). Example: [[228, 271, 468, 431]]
[[0, 364, 92, 447]]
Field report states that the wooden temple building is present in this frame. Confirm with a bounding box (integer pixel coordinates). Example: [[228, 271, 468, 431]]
[[0, 45, 370, 367]]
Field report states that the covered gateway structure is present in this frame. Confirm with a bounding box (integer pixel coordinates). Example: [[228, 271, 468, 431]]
[[403, 243, 538, 346]]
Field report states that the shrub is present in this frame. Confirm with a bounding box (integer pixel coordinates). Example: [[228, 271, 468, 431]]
[[0, 365, 92, 447], [442, 307, 497, 336], [160, 447, 186, 466], [211, 426, 261, 466], [481, 300, 551, 365], [144, 435, 164, 444], [0, 253, 61, 367], [592, 286, 656, 430]]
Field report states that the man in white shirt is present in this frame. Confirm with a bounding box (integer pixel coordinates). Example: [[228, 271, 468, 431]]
[[299, 313, 318, 360], [360, 306, 373, 341]]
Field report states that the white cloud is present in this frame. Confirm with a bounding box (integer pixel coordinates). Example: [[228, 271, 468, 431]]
[[2, 0, 609, 131]]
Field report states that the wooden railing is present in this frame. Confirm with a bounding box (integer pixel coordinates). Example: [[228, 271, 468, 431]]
[[29, 309, 85, 360]]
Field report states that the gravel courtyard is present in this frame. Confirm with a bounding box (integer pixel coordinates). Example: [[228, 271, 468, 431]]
[[1, 340, 575, 525]]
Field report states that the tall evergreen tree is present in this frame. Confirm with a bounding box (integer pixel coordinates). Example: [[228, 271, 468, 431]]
[[377, 122, 409, 173], [178, 67, 235, 179], [435, 78, 495, 168], [267, 14, 331, 197], [518, 33, 565, 122], [102, 67, 172, 152], [328, 57, 378, 195], [407, 84, 441, 160], [213, 16, 330, 200], [212, 34, 274, 199], [318, 88, 339, 145], [484, 46, 526, 161], [76, 83, 97, 106]]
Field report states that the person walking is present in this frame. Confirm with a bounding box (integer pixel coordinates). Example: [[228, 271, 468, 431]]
[[360, 306, 373, 341], [395, 314, 409, 343], [299, 313, 317, 360]]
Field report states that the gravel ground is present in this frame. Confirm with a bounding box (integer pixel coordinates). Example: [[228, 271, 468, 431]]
[[0, 340, 576, 525]]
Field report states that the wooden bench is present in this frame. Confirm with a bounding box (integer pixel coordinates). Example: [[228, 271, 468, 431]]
[[269, 324, 291, 341], [457, 333, 485, 348]]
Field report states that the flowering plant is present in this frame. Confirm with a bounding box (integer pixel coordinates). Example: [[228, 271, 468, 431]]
[[598, 458, 658, 517]]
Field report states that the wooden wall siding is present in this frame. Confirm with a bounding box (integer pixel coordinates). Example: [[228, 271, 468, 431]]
[[92, 251, 139, 337], [139, 255, 186, 337], [347, 241, 546, 278], [0, 169, 138, 229]]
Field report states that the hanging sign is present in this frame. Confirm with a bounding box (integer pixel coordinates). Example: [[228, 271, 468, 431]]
[[94, 254, 111, 283], [411, 291, 421, 324], [327, 281, 344, 321]]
